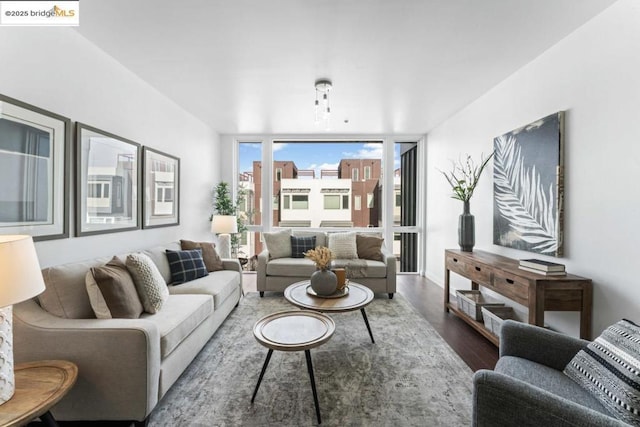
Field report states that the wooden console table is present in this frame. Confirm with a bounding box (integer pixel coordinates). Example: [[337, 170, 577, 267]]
[[444, 249, 592, 346]]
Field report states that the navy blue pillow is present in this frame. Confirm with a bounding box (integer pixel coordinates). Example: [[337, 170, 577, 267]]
[[165, 249, 209, 284], [291, 236, 316, 258]]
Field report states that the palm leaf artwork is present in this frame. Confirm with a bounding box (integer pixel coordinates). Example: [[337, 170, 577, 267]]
[[493, 134, 560, 255]]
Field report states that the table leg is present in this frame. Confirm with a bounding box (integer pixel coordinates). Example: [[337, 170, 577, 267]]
[[40, 411, 59, 427], [305, 350, 321, 425], [360, 308, 375, 344], [251, 349, 273, 403]]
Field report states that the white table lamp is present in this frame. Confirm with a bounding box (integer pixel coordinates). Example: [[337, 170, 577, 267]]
[[0, 235, 46, 405], [211, 215, 238, 259]]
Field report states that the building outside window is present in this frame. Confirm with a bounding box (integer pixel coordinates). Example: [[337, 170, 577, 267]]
[[354, 195, 361, 210], [291, 195, 308, 209], [351, 168, 359, 181], [367, 193, 374, 208], [364, 165, 371, 180]]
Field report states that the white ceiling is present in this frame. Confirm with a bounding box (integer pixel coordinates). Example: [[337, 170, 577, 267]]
[[76, 0, 616, 135]]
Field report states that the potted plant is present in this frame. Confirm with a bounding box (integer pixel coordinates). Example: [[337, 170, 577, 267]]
[[440, 152, 494, 252]]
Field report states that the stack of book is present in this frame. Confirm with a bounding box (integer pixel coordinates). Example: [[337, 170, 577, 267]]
[[519, 259, 566, 276]]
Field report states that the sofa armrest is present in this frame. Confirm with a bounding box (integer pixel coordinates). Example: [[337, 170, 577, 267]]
[[257, 249, 269, 292], [221, 258, 243, 289], [381, 244, 396, 293], [473, 370, 626, 427], [13, 299, 161, 421], [499, 320, 590, 371]]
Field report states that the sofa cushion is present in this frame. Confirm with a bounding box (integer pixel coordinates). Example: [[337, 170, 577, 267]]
[[564, 319, 640, 424], [89, 257, 144, 319], [142, 242, 182, 284], [291, 236, 316, 258], [180, 240, 224, 272], [165, 249, 209, 284], [356, 234, 384, 261], [292, 230, 326, 248], [39, 257, 110, 319], [168, 270, 240, 309], [141, 294, 212, 359], [264, 229, 292, 259], [496, 356, 608, 415], [126, 253, 169, 314], [266, 257, 317, 277], [328, 232, 358, 259]]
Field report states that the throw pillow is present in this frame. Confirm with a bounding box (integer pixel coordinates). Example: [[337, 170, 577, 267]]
[[85, 272, 112, 319], [564, 319, 640, 425], [180, 239, 224, 272], [356, 234, 384, 261], [165, 249, 209, 285], [89, 256, 143, 319], [291, 235, 316, 258], [327, 232, 358, 259], [263, 229, 292, 259], [126, 253, 169, 314]]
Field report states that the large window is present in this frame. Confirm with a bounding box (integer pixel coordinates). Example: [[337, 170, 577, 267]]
[[394, 141, 419, 272], [237, 142, 261, 264], [236, 139, 422, 270], [272, 141, 383, 228]]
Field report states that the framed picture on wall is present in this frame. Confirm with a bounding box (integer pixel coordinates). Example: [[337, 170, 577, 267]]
[[75, 123, 141, 236], [493, 111, 565, 257], [142, 146, 180, 229], [0, 94, 70, 241]]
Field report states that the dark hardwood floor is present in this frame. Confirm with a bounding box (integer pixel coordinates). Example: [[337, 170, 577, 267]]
[[31, 273, 496, 426]]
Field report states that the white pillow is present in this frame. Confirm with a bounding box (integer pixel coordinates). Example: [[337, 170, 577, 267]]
[[85, 271, 112, 319], [328, 232, 358, 259], [263, 229, 292, 259], [126, 253, 169, 314]]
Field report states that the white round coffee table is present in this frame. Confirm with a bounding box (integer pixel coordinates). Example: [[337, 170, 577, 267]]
[[251, 310, 335, 424], [284, 281, 376, 343]]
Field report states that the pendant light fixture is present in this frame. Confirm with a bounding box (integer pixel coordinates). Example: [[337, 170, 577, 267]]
[[314, 79, 332, 130]]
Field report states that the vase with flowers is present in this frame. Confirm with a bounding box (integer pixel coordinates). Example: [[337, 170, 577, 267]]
[[304, 246, 337, 296], [440, 152, 494, 252]]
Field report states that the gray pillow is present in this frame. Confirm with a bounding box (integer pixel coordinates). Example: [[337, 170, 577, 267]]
[[263, 229, 292, 259]]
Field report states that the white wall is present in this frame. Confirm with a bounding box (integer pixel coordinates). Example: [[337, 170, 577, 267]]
[[425, 0, 640, 337], [0, 28, 220, 267]]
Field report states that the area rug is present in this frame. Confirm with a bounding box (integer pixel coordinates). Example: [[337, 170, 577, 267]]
[[149, 292, 473, 426]]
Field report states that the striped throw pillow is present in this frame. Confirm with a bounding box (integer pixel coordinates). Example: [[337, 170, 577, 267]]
[[564, 319, 640, 425], [165, 249, 209, 285]]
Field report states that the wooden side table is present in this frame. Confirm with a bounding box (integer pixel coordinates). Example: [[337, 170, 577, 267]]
[[0, 360, 78, 427], [251, 310, 335, 425]]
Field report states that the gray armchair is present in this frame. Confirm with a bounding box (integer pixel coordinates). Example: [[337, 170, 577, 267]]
[[472, 320, 628, 427]]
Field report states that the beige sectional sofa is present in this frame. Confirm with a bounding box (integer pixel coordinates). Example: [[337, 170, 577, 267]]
[[13, 241, 242, 426], [257, 230, 396, 298]]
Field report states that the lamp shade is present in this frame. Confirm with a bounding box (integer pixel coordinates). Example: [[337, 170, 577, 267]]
[[0, 235, 45, 307], [211, 215, 238, 234]]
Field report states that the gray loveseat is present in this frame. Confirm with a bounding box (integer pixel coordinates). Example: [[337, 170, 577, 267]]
[[472, 320, 628, 427], [13, 241, 242, 426], [257, 230, 396, 298]]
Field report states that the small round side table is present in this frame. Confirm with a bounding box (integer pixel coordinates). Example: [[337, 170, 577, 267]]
[[251, 310, 335, 425], [0, 360, 78, 427]]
